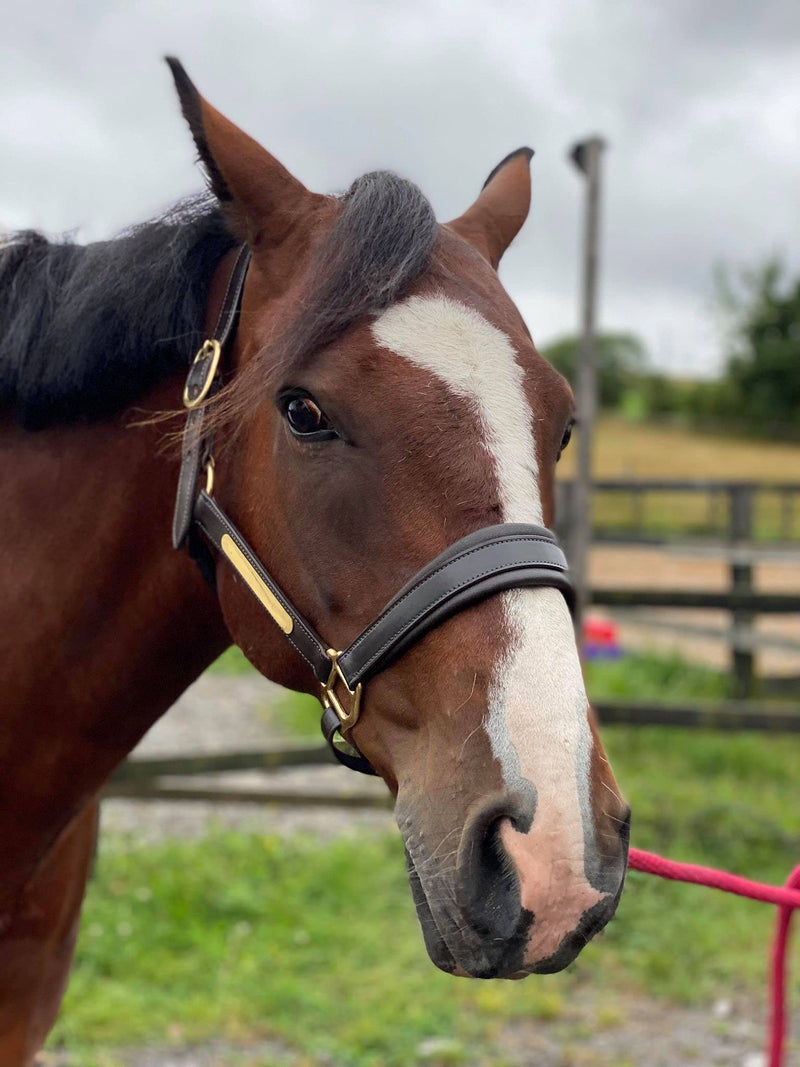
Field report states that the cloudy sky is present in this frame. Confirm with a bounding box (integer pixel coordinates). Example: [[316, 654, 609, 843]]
[[2, 0, 798, 377]]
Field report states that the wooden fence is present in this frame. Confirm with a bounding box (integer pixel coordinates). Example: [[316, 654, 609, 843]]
[[556, 480, 800, 545], [105, 698, 800, 806], [559, 480, 800, 698]]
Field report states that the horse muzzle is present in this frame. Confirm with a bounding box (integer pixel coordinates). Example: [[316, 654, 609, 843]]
[[401, 792, 630, 979]]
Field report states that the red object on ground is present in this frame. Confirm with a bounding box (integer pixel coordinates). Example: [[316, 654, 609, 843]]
[[628, 848, 800, 1067], [583, 617, 619, 646], [582, 615, 622, 659]]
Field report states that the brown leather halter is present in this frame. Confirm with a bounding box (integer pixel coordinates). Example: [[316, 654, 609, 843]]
[[173, 248, 575, 775]]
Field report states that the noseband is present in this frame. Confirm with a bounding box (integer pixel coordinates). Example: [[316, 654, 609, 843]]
[[173, 248, 575, 775]]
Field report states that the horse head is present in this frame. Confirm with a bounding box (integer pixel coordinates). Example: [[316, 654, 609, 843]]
[[168, 59, 629, 979]]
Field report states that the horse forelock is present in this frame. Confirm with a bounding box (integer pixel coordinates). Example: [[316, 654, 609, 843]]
[[203, 170, 439, 434]]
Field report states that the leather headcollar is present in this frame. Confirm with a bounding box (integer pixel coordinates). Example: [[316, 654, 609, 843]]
[[174, 249, 576, 776]]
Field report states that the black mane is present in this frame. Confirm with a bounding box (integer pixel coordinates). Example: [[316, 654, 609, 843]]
[[0, 195, 236, 429], [0, 172, 438, 431]]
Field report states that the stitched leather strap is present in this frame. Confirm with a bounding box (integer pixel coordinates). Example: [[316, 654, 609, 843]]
[[194, 490, 332, 681], [336, 524, 574, 688], [172, 245, 251, 549]]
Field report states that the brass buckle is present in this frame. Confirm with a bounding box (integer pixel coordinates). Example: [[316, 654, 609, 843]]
[[204, 456, 215, 496], [183, 339, 222, 409], [320, 649, 362, 732]]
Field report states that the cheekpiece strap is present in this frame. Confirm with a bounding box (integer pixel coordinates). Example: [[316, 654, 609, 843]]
[[193, 490, 332, 681], [172, 245, 251, 550]]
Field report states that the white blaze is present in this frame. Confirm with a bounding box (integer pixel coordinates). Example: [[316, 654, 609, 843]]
[[373, 294, 543, 525], [373, 294, 601, 959]]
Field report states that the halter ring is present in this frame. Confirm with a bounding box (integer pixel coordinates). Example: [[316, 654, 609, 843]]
[[183, 339, 222, 409]]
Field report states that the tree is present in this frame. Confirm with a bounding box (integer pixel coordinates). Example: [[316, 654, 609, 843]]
[[716, 259, 800, 430], [541, 332, 647, 409]]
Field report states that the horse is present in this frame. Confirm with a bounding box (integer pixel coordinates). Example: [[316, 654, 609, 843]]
[[0, 58, 630, 1065]]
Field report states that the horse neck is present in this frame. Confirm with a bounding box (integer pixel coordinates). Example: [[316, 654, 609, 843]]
[[0, 379, 230, 905]]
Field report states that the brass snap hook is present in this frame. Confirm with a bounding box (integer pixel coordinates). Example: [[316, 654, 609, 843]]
[[320, 649, 363, 732]]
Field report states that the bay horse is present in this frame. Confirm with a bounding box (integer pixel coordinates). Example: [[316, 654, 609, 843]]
[[0, 59, 629, 1065]]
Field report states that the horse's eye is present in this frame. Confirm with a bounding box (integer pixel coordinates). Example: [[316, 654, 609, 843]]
[[280, 391, 338, 441], [287, 396, 324, 434], [557, 420, 574, 462]]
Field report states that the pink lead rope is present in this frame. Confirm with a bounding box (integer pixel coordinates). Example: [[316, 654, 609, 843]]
[[628, 848, 800, 1066]]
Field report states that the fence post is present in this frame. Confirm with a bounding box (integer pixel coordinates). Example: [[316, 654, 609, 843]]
[[781, 488, 793, 542], [729, 485, 755, 698]]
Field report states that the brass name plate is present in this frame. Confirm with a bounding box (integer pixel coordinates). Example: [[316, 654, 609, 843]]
[[220, 534, 294, 635]]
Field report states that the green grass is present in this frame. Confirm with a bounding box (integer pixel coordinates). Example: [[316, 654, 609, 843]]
[[54, 833, 552, 1065], [52, 649, 797, 1063], [51, 721, 800, 1065], [585, 651, 730, 700]]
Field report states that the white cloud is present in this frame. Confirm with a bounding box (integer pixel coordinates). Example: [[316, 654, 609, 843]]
[[1, 0, 797, 375]]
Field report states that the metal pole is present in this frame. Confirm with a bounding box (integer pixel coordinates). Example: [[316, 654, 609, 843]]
[[568, 136, 605, 629]]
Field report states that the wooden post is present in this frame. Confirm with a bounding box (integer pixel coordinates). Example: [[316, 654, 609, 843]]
[[568, 137, 606, 627], [781, 488, 793, 541], [632, 485, 645, 536], [729, 484, 755, 698]]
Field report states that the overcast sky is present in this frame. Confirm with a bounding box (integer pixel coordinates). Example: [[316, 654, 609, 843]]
[[2, 0, 798, 377]]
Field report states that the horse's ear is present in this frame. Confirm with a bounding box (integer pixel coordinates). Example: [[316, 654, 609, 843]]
[[446, 148, 534, 269], [166, 57, 320, 247]]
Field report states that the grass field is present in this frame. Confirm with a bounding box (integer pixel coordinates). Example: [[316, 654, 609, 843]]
[[559, 416, 800, 481], [49, 649, 799, 1066]]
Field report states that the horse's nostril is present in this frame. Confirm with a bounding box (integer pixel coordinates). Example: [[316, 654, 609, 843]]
[[463, 818, 520, 940], [456, 794, 534, 941]]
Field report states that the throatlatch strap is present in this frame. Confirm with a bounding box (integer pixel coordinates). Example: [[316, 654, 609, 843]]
[[321, 705, 377, 776]]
